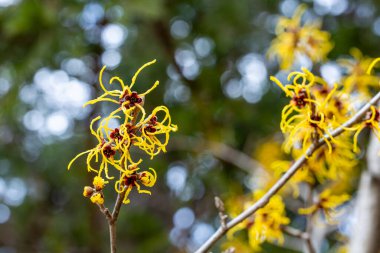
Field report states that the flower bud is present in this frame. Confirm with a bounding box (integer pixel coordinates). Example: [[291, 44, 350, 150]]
[[83, 186, 94, 198], [93, 176, 106, 191], [90, 192, 104, 205]]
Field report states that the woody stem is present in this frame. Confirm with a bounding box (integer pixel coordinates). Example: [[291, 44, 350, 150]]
[[109, 221, 117, 253], [107, 180, 127, 253]]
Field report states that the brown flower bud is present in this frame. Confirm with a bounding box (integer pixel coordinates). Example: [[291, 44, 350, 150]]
[[83, 186, 94, 198]]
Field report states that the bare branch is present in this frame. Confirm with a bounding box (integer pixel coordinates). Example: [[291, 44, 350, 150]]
[[282, 226, 309, 240], [112, 186, 127, 223], [194, 91, 380, 253], [170, 137, 265, 175], [207, 141, 265, 174]]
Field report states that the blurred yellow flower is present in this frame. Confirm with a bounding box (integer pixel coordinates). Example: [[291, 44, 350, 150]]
[[299, 189, 350, 223], [348, 105, 380, 153], [311, 134, 357, 181], [339, 48, 380, 98], [268, 5, 333, 69], [227, 191, 289, 250], [271, 160, 314, 197]]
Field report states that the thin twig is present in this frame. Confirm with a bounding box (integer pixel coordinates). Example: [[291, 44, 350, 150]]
[[170, 137, 265, 175], [97, 203, 113, 222], [207, 141, 265, 174], [282, 226, 309, 240], [194, 91, 380, 253]]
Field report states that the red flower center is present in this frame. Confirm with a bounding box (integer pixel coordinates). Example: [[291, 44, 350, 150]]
[[103, 145, 116, 158], [119, 91, 143, 108]]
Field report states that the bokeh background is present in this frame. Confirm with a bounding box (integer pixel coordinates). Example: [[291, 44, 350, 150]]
[[0, 0, 380, 252]]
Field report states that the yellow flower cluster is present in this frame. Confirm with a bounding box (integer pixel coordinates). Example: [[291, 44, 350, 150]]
[[227, 191, 289, 251], [268, 5, 333, 69], [266, 61, 380, 201], [225, 5, 380, 251], [68, 60, 177, 205], [271, 68, 343, 154]]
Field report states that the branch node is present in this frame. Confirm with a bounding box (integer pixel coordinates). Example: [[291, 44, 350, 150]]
[[215, 196, 228, 230]]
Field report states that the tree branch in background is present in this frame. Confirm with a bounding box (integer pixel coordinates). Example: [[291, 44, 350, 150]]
[[152, 20, 196, 88], [349, 129, 380, 253], [194, 91, 380, 253], [170, 137, 265, 175], [207, 141, 265, 174], [282, 226, 309, 240]]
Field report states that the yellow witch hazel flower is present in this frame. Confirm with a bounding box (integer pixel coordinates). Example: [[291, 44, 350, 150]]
[[67, 115, 127, 179], [268, 4, 333, 69], [309, 133, 357, 181], [271, 68, 337, 154], [114, 161, 157, 204], [271, 160, 314, 197], [348, 105, 380, 153], [83, 59, 178, 159], [227, 191, 290, 250], [133, 106, 178, 159], [342, 57, 380, 152], [339, 48, 380, 99], [268, 67, 359, 197], [68, 60, 177, 205], [270, 132, 357, 197], [84, 60, 160, 111], [299, 189, 350, 223]]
